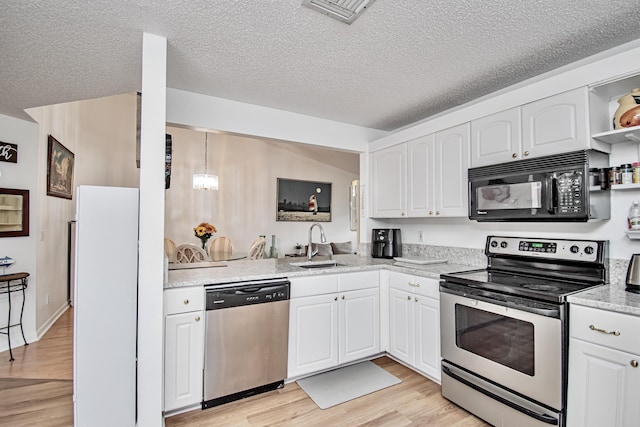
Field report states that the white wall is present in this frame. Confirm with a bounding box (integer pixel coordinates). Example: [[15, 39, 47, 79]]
[[164, 127, 359, 255], [0, 114, 39, 351], [26, 93, 139, 338]]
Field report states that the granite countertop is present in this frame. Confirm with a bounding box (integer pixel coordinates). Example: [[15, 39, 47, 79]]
[[568, 282, 640, 317], [165, 254, 477, 289], [166, 253, 640, 317]]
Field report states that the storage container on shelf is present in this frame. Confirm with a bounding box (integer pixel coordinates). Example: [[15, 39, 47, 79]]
[[628, 201, 640, 231]]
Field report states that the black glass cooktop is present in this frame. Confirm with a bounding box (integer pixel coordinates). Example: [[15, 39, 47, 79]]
[[440, 269, 603, 303]]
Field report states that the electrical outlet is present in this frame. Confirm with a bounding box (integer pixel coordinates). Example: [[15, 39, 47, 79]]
[[418, 231, 424, 242]]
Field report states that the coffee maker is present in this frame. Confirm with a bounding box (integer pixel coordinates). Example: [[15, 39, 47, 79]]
[[371, 228, 402, 258]]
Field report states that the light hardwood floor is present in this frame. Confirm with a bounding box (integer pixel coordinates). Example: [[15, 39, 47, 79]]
[[0, 307, 488, 427], [0, 307, 73, 427]]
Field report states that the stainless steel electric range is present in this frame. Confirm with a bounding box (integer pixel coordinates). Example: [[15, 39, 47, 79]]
[[439, 235, 608, 427]]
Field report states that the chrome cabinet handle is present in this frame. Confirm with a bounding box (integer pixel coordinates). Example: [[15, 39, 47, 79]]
[[512, 153, 518, 158], [414, 297, 418, 302], [589, 324, 621, 336], [407, 295, 411, 301], [334, 296, 338, 301], [429, 210, 433, 215], [183, 299, 189, 305], [436, 211, 440, 215], [195, 316, 200, 322], [523, 151, 530, 157], [631, 360, 638, 368], [342, 295, 345, 300]]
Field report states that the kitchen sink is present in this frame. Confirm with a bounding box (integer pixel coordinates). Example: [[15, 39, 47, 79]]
[[289, 260, 345, 268]]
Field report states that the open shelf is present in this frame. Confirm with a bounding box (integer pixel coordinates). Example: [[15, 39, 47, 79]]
[[626, 230, 640, 240], [611, 183, 640, 190], [592, 126, 640, 144]]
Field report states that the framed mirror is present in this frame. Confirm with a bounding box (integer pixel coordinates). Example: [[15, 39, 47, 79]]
[[0, 188, 29, 237]]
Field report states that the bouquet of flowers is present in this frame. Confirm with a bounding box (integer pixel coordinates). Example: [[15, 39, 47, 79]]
[[194, 222, 217, 249]]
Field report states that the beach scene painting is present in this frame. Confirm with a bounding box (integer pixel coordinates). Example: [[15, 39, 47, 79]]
[[277, 178, 331, 222]]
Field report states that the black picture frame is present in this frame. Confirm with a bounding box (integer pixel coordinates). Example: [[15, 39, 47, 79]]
[[47, 135, 75, 200], [277, 178, 332, 222]]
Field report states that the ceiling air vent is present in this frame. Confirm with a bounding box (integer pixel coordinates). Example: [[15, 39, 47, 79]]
[[302, 0, 376, 24]]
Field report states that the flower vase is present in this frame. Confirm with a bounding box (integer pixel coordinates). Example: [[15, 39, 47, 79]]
[[201, 238, 209, 250], [270, 234, 278, 258]]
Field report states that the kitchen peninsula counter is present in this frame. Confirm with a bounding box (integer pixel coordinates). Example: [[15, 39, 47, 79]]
[[165, 254, 477, 289]]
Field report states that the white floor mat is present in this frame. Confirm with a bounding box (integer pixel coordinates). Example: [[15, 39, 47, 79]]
[[296, 361, 402, 409]]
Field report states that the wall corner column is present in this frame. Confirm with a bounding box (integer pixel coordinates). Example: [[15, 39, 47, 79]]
[[137, 32, 167, 427]]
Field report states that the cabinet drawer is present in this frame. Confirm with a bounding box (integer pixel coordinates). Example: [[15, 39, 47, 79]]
[[389, 271, 416, 292], [290, 274, 339, 298], [571, 304, 640, 355], [338, 271, 379, 292], [412, 276, 440, 299], [164, 286, 204, 315]]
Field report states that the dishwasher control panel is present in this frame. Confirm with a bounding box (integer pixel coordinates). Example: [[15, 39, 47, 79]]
[[205, 278, 290, 310]]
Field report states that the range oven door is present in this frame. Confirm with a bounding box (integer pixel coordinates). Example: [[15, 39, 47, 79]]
[[440, 290, 562, 411]]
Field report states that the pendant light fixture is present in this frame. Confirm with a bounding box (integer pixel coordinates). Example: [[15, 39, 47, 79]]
[[192, 131, 219, 190]]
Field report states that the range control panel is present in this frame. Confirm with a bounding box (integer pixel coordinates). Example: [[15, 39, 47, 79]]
[[486, 236, 602, 262]]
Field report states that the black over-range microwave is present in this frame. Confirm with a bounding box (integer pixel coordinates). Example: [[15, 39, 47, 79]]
[[468, 150, 610, 222]]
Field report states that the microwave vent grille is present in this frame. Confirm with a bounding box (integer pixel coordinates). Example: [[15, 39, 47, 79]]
[[468, 150, 589, 179]]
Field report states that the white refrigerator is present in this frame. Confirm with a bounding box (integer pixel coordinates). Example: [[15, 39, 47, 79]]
[[73, 186, 138, 427]]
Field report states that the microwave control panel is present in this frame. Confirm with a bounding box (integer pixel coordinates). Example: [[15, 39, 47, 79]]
[[556, 170, 584, 214]]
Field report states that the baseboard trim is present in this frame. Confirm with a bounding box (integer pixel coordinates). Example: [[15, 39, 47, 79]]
[[36, 303, 70, 339]]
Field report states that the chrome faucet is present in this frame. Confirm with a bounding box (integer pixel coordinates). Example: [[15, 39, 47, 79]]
[[307, 222, 327, 261]]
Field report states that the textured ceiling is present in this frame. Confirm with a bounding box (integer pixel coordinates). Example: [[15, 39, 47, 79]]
[[2, 1, 640, 132]]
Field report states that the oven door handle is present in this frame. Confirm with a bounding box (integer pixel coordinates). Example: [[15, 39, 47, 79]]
[[442, 365, 558, 425], [440, 285, 561, 318]]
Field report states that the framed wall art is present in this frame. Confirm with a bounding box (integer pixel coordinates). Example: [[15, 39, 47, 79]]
[[0, 188, 29, 237], [47, 135, 75, 199], [277, 178, 332, 222]]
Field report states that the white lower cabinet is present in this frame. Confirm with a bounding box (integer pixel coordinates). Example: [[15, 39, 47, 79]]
[[388, 272, 441, 381], [288, 271, 380, 378], [164, 287, 205, 412], [288, 293, 339, 376], [567, 304, 640, 426]]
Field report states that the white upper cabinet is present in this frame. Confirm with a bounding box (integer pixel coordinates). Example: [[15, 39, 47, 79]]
[[521, 87, 590, 157], [373, 124, 469, 219], [471, 107, 522, 167], [434, 123, 470, 217], [470, 87, 592, 168], [371, 143, 407, 218], [407, 134, 435, 217]]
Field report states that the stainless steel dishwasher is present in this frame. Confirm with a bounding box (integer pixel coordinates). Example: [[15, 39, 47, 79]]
[[202, 278, 290, 409]]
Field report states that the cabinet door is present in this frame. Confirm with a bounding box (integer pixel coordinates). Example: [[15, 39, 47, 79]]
[[339, 288, 380, 364], [434, 123, 470, 217], [414, 296, 441, 382], [407, 134, 435, 217], [567, 338, 640, 427], [164, 311, 204, 412], [522, 87, 589, 158], [371, 144, 406, 218], [288, 294, 339, 378], [471, 108, 522, 167], [388, 288, 415, 366]]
